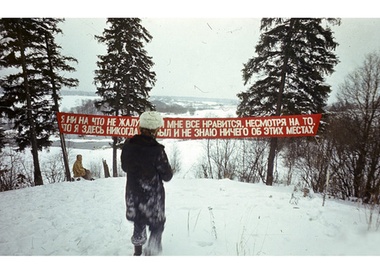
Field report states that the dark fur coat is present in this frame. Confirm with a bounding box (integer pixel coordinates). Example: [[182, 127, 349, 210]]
[[121, 134, 173, 227]]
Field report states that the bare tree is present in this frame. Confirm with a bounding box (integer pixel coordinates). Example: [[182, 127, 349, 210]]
[[197, 139, 267, 183], [330, 51, 380, 201]]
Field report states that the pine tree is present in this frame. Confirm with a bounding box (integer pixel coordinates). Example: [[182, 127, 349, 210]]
[[94, 18, 156, 177], [0, 18, 78, 185], [41, 18, 78, 182], [237, 18, 340, 186]]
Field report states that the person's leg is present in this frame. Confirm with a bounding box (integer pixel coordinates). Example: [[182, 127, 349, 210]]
[[133, 245, 143, 256], [131, 221, 147, 256], [83, 169, 93, 180], [144, 223, 164, 256]]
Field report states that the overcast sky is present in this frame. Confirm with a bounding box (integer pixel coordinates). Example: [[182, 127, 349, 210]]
[[56, 18, 261, 100], [3, 1, 380, 104], [55, 17, 380, 103]]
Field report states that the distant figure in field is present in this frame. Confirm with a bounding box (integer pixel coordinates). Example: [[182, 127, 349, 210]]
[[72, 154, 93, 180]]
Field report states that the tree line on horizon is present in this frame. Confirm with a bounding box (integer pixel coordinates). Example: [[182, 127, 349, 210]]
[[0, 18, 379, 206]]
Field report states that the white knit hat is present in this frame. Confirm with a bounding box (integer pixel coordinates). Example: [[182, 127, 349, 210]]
[[139, 111, 164, 130]]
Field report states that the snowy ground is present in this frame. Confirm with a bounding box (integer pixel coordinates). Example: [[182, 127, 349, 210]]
[[1, 141, 380, 269], [1, 95, 379, 271], [3, 174, 379, 257]]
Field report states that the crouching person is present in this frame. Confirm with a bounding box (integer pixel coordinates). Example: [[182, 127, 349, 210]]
[[72, 154, 94, 180], [121, 111, 173, 256]]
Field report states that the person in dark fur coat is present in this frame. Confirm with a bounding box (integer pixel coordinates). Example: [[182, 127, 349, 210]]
[[121, 111, 173, 256]]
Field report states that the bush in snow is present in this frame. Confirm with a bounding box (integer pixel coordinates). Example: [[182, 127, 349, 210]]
[[196, 138, 267, 183], [0, 148, 32, 191], [281, 137, 331, 193], [363, 193, 380, 231], [168, 142, 181, 174], [42, 153, 65, 184], [90, 161, 102, 179]]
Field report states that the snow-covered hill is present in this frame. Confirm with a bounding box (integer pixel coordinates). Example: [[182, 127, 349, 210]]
[[1, 175, 379, 256], [1, 172, 379, 273], [1, 94, 379, 272]]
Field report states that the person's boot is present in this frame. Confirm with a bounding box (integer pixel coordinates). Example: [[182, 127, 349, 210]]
[[133, 245, 143, 256]]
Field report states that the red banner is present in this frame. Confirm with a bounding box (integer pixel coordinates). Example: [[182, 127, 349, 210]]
[[57, 112, 322, 139]]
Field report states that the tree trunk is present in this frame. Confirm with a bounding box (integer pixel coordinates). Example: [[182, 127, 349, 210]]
[[112, 136, 118, 177], [266, 138, 277, 186], [103, 159, 111, 178], [17, 21, 43, 186], [45, 33, 72, 182], [265, 19, 295, 186], [353, 151, 366, 198], [59, 133, 72, 181]]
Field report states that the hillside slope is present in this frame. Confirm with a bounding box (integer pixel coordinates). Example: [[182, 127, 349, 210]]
[[1, 177, 379, 256]]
